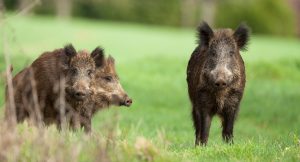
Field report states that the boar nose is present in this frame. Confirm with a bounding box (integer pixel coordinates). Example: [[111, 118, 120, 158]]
[[215, 79, 227, 88], [124, 98, 133, 107], [74, 90, 87, 100]]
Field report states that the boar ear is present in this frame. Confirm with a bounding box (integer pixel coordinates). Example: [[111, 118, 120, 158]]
[[234, 23, 250, 51], [197, 21, 214, 47], [107, 55, 115, 65], [91, 47, 105, 67], [64, 44, 77, 57]]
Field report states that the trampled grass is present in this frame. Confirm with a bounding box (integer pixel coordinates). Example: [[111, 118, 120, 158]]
[[0, 15, 300, 161]]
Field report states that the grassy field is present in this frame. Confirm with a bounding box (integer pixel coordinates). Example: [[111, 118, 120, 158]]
[[0, 15, 300, 161]]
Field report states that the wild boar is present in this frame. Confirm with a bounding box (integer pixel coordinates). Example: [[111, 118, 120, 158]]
[[68, 48, 132, 133], [187, 22, 250, 146], [5, 44, 100, 129]]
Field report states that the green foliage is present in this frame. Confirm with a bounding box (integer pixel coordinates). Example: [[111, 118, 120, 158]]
[[3, 0, 18, 10], [3, 0, 299, 36], [73, 0, 181, 26], [0, 15, 300, 161], [34, 0, 56, 15], [215, 0, 297, 36]]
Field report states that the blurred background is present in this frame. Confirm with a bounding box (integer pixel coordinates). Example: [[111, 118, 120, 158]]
[[1, 0, 300, 36], [0, 0, 299, 161]]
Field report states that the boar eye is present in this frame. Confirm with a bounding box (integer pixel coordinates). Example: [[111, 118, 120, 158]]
[[103, 76, 113, 82], [229, 51, 235, 57]]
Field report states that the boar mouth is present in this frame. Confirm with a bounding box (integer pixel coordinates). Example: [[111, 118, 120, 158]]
[[73, 94, 86, 101], [119, 102, 128, 107], [110, 94, 132, 107], [214, 85, 227, 90]]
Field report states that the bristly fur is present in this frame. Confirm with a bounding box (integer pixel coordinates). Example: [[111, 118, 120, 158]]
[[6, 44, 131, 133], [6, 45, 96, 129], [197, 21, 214, 47], [187, 22, 250, 146], [68, 53, 131, 133], [234, 23, 250, 51]]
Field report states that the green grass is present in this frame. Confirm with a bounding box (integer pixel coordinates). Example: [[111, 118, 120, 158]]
[[0, 15, 300, 161]]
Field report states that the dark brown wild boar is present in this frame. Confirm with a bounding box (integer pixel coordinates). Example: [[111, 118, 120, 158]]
[[187, 22, 250, 146], [5, 44, 101, 128], [68, 48, 132, 133]]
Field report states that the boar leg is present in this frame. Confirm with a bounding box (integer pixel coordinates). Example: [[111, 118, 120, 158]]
[[192, 107, 201, 146], [193, 106, 212, 146], [83, 121, 91, 133], [70, 113, 81, 131], [200, 111, 212, 146], [221, 110, 237, 144], [81, 117, 92, 133]]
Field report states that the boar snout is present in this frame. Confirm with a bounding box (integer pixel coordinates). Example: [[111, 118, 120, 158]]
[[66, 84, 91, 101], [214, 78, 227, 88], [73, 90, 88, 100], [123, 96, 133, 107], [112, 94, 133, 107], [66, 88, 89, 101], [210, 65, 233, 89]]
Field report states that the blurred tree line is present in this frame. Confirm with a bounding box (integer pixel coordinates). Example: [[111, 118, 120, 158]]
[[3, 0, 298, 36]]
